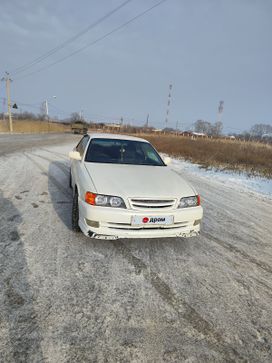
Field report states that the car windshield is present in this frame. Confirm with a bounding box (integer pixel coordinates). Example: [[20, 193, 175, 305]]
[[85, 138, 165, 166]]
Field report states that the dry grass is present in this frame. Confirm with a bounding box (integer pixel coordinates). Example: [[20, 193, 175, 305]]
[[0, 119, 69, 133], [139, 134, 272, 178], [1, 121, 271, 177]]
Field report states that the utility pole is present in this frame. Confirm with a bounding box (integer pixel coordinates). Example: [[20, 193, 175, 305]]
[[1, 73, 13, 132], [146, 113, 149, 128], [79, 110, 84, 121], [43, 96, 56, 132], [43, 100, 49, 132], [217, 100, 224, 123], [45, 100, 49, 118], [2, 98, 6, 121], [165, 84, 173, 129]]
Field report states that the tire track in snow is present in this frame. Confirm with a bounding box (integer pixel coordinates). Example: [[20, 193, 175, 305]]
[[202, 232, 272, 275], [28, 152, 70, 177], [112, 240, 247, 362], [23, 153, 71, 200], [40, 147, 69, 161]]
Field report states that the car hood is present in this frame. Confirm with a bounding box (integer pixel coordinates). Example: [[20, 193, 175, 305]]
[[84, 163, 195, 199]]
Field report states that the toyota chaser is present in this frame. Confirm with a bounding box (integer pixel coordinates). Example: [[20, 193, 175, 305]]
[[69, 133, 203, 240]]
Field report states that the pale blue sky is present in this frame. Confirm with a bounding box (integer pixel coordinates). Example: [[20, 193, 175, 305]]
[[0, 0, 271, 133]]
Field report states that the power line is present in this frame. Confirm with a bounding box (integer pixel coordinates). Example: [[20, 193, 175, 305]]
[[0, 97, 41, 108], [224, 126, 245, 132], [14, 0, 169, 81], [47, 102, 68, 115], [11, 0, 134, 76], [0, 96, 140, 123]]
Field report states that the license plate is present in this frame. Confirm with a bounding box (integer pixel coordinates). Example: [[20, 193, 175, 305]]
[[131, 215, 174, 226]]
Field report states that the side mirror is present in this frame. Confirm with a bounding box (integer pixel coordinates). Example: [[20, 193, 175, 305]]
[[69, 151, 81, 161], [163, 156, 172, 166]]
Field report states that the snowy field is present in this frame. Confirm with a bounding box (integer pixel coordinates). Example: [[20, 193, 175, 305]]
[[170, 157, 272, 200]]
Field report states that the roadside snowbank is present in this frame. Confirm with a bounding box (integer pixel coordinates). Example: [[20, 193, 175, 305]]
[[170, 157, 272, 199]]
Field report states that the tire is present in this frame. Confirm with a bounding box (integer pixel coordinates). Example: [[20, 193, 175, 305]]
[[69, 171, 72, 188], [72, 188, 81, 232]]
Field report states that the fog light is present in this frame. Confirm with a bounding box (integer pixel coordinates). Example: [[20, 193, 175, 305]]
[[86, 219, 100, 228], [193, 219, 201, 226]]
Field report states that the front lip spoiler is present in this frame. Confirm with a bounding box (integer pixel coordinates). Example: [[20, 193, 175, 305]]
[[88, 230, 118, 240], [87, 230, 199, 240]]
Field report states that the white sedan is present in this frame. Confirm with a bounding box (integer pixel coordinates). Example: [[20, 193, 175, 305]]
[[69, 133, 203, 240]]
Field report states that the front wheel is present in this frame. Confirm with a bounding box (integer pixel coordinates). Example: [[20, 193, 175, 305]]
[[69, 171, 72, 188], [72, 188, 81, 232]]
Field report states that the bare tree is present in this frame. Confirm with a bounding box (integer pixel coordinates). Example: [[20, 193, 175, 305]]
[[194, 120, 223, 136], [194, 120, 211, 134], [16, 111, 38, 120], [250, 124, 272, 137], [69, 112, 82, 123], [211, 121, 223, 136]]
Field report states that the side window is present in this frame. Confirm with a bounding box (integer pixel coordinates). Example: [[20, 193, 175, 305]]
[[76, 135, 90, 156]]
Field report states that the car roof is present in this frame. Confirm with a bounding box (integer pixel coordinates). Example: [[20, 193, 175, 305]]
[[87, 133, 149, 143]]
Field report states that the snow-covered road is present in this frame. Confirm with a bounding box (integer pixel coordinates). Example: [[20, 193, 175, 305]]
[[1, 135, 272, 362]]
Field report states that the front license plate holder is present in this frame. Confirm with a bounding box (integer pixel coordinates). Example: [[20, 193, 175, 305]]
[[131, 215, 174, 226]]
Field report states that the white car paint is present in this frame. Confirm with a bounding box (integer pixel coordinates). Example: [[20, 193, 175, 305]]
[[70, 133, 203, 239]]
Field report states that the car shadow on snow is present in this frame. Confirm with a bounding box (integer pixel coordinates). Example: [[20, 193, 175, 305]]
[[0, 190, 44, 362], [48, 161, 73, 231]]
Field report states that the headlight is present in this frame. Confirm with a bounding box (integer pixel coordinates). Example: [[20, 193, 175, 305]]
[[178, 195, 200, 208], [85, 192, 126, 208], [109, 196, 123, 207]]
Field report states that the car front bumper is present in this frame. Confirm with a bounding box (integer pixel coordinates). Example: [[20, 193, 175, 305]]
[[78, 199, 203, 240]]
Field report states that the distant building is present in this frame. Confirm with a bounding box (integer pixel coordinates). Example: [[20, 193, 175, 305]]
[[262, 133, 272, 140], [180, 131, 207, 138], [192, 132, 206, 138], [180, 131, 193, 137], [107, 123, 121, 129]]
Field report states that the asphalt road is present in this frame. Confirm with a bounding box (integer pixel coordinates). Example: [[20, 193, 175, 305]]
[[0, 133, 78, 157], [0, 134, 272, 362]]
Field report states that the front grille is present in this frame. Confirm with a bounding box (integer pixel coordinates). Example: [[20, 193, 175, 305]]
[[105, 221, 189, 231], [129, 198, 176, 210]]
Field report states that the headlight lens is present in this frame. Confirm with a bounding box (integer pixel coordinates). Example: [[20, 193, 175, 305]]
[[85, 192, 126, 208], [109, 196, 123, 207], [178, 195, 200, 208], [95, 195, 108, 206]]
